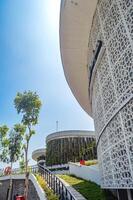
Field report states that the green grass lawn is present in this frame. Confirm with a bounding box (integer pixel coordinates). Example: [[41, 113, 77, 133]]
[[58, 175, 116, 200]]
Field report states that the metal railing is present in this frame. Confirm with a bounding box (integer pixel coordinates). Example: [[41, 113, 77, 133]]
[[36, 164, 76, 200], [0, 165, 38, 177], [0, 165, 76, 200]]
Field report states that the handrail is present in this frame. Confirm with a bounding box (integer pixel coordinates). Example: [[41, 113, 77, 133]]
[[0, 164, 76, 200], [37, 164, 76, 200], [0, 165, 38, 177]]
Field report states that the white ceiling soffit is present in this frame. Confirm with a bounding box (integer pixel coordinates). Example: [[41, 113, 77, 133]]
[[60, 0, 98, 116], [32, 149, 46, 161]]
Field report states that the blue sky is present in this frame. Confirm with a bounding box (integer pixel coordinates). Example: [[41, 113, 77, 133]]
[[0, 0, 94, 166]]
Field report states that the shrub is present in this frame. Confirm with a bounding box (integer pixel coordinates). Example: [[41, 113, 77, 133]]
[[85, 160, 98, 166], [36, 175, 59, 200]]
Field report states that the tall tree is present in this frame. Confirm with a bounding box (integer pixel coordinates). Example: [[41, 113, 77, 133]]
[[0, 124, 25, 200], [14, 91, 42, 200]]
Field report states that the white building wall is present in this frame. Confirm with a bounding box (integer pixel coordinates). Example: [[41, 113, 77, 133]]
[[88, 0, 133, 189], [69, 163, 101, 185]]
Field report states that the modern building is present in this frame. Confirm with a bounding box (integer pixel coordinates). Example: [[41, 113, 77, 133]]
[[32, 148, 46, 167], [46, 130, 96, 166], [60, 0, 133, 199]]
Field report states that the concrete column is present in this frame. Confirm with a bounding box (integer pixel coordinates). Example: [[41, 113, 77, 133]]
[[127, 190, 132, 200]]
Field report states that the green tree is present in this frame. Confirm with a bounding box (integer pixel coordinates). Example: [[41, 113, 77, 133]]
[[14, 91, 42, 200], [0, 125, 9, 153], [19, 153, 25, 173], [0, 124, 25, 200]]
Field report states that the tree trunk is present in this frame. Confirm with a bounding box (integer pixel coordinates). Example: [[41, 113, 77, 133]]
[[8, 162, 13, 200], [24, 125, 31, 200], [24, 143, 29, 200]]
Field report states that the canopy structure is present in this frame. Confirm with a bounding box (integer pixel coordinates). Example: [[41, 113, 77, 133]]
[[46, 130, 95, 143], [32, 148, 46, 161], [60, 0, 98, 116]]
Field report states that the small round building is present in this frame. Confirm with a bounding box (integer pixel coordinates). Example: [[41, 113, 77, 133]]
[[46, 130, 96, 166], [32, 148, 46, 167]]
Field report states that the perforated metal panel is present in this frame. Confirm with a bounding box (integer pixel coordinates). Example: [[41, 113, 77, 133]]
[[88, 0, 133, 188]]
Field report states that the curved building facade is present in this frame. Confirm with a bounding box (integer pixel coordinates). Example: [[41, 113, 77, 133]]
[[46, 130, 96, 166], [60, 0, 133, 196], [32, 148, 46, 167]]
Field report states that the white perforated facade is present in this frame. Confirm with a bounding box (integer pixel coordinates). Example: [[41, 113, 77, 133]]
[[60, 0, 133, 191], [89, 0, 133, 189]]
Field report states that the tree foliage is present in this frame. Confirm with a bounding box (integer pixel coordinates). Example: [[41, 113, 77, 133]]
[[14, 91, 42, 200], [14, 91, 42, 165], [14, 91, 42, 126], [0, 124, 26, 164], [0, 125, 9, 149], [0, 124, 25, 200], [19, 153, 25, 172]]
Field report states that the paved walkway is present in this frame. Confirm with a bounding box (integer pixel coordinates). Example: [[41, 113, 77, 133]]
[[58, 177, 86, 200]]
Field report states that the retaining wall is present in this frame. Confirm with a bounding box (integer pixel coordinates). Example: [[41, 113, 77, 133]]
[[69, 163, 101, 185], [0, 174, 46, 200]]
